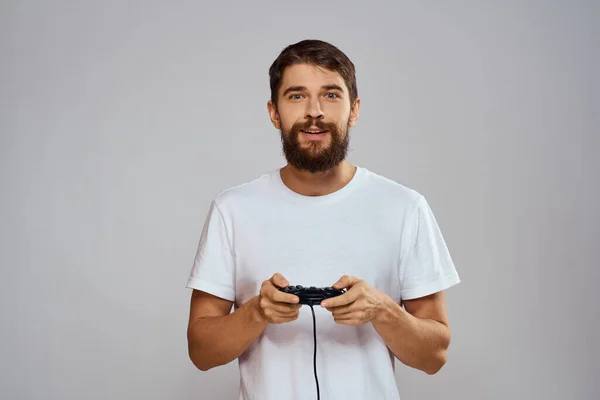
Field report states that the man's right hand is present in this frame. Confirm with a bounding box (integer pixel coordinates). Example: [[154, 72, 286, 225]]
[[255, 273, 301, 324]]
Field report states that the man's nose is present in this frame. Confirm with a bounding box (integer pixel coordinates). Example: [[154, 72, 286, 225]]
[[305, 98, 324, 120]]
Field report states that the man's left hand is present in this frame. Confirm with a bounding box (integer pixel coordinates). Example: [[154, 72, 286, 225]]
[[321, 275, 390, 326]]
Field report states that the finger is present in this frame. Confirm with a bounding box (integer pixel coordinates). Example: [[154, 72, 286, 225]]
[[272, 314, 300, 324], [328, 303, 356, 316], [332, 275, 360, 290], [333, 312, 365, 325], [263, 309, 299, 323], [268, 286, 300, 304], [333, 317, 362, 326], [270, 272, 289, 288], [321, 289, 359, 308], [276, 309, 300, 318], [261, 279, 299, 304], [265, 308, 299, 318], [269, 302, 302, 313]]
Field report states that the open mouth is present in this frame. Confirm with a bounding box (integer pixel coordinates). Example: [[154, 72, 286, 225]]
[[301, 130, 328, 134]]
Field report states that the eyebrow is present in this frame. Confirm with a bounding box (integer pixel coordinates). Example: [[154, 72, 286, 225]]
[[282, 84, 345, 97]]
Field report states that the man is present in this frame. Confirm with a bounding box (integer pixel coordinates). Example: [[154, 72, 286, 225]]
[[186, 39, 460, 400]]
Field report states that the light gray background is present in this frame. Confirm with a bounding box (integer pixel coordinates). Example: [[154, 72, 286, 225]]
[[1, 1, 598, 399]]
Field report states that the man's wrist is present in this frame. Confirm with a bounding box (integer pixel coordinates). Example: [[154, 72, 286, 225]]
[[373, 294, 404, 324], [246, 296, 268, 325]]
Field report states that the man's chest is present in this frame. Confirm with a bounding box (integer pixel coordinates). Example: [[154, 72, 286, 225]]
[[230, 209, 403, 304]]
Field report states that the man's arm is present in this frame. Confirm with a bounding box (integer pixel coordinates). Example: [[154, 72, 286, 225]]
[[322, 276, 452, 375], [187, 290, 267, 371], [371, 291, 451, 375], [187, 273, 301, 371]]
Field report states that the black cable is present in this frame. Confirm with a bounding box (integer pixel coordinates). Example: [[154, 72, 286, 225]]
[[309, 305, 320, 400]]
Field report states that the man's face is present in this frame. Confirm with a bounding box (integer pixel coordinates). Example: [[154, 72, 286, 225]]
[[268, 63, 360, 173]]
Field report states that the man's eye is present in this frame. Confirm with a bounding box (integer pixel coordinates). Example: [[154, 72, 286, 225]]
[[289, 94, 303, 100], [326, 93, 339, 99]]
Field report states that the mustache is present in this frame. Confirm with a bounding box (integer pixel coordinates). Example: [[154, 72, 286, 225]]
[[292, 119, 336, 132]]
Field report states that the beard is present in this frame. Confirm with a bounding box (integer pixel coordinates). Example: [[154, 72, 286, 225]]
[[280, 117, 351, 173]]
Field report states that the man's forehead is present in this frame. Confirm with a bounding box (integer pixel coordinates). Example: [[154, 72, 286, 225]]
[[281, 64, 346, 90]]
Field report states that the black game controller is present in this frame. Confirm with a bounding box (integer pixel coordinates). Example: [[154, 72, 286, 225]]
[[279, 285, 346, 306]]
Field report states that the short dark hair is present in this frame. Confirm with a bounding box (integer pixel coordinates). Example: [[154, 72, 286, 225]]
[[268, 39, 358, 109]]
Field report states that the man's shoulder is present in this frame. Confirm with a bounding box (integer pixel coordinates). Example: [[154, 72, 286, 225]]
[[211, 169, 276, 208], [360, 167, 423, 206]]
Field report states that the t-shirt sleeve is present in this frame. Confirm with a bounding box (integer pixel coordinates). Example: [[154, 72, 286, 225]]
[[399, 195, 460, 300], [186, 200, 236, 302]]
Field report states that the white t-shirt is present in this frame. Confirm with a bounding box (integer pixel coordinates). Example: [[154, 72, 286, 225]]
[[186, 166, 460, 400]]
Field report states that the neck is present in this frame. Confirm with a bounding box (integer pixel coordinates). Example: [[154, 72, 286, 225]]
[[280, 160, 357, 197]]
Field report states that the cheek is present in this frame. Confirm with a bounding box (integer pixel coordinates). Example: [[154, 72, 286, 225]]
[[278, 109, 303, 130], [323, 104, 350, 123], [282, 119, 300, 133]]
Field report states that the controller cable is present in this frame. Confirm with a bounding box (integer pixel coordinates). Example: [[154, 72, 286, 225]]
[[280, 286, 344, 400], [309, 305, 320, 400]]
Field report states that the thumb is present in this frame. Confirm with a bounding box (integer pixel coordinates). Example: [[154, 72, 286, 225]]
[[270, 272, 289, 288], [333, 275, 359, 289]]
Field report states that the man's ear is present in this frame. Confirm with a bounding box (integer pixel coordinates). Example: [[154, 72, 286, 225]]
[[267, 100, 281, 130], [348, 98, 361, 127]]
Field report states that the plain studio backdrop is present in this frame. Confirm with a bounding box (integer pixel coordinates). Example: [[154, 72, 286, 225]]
[[1, 1, 599, 399]]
